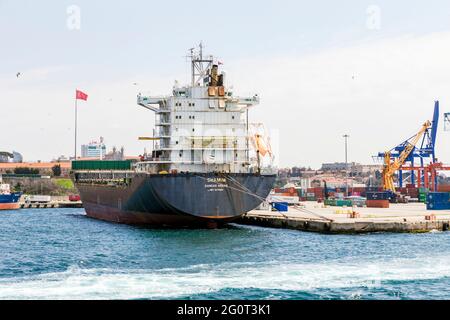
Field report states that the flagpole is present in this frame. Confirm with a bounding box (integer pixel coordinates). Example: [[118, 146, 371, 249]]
[[74, 96, 78, 160]]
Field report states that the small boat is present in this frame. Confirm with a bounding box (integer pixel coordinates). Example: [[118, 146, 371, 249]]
[[0, 180, 22, 210]]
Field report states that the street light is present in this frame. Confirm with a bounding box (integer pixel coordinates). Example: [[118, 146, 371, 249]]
[[343, 134, 350, 196]]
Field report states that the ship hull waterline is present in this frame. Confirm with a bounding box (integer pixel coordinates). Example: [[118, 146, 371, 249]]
[[74, 173, 276, 228], [0, 193, 22, 211]]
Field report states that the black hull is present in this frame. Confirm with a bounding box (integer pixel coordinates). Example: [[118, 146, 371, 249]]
[[74, 172, 275, 227]]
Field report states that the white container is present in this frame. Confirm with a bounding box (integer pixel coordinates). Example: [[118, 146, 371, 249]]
[[26, 195, 51, 203], [267, 195, 300, 205]]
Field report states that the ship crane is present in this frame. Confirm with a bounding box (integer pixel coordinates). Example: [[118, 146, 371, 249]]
[[382, 121, 432, 193]]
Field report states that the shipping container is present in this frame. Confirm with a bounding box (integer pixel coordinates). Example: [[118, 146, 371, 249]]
[[427, 202, 450, 210], [366, 199, 390, 208], [25, 195, 51, 203], [267, 195, 300, 205], [272, 202, 289, 212], [336, 200, 353, 207], [427, 192, 450, 204], [366, 192, 391, 200], [437, 185, 450, 192]]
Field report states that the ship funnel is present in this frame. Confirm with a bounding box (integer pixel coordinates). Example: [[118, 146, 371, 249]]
[[210, 64, 219, 86]]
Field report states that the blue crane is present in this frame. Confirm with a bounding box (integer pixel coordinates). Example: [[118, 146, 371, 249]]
[[377, 101, 439, 188]]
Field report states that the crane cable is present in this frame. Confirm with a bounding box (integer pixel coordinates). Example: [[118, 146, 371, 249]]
[[224, 174, 333, 222]]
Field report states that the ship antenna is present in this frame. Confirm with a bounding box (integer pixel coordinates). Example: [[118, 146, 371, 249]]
[[190, 42, 213, 87], [188, 47, 195, 86]]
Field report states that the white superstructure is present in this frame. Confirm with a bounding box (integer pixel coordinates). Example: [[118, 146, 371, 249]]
[[137, 45, 269, 174]]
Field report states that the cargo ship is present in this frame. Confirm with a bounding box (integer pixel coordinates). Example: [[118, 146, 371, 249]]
[[0, 179, 22, 210], [72, 46, 276, 227]]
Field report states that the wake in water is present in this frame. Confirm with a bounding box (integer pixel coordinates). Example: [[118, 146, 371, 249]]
[[1, 255, 450, 300]]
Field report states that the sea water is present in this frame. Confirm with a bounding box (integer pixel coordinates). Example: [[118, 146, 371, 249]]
[[0, 208, 449, 300]]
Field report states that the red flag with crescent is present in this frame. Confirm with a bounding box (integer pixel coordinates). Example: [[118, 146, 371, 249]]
[[76, 90, 88, 101]]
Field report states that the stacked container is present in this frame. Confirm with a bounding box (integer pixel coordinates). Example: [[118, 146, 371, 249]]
[[426, 192, 450, 210], [418, 188, 429, 203], [366, 191, 390, 208]]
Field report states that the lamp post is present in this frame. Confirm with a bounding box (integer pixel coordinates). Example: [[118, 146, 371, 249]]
[[343, 134, 350, 196]]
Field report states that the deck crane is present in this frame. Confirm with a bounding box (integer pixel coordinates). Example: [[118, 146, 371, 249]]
[[382, 121, 432, 194]]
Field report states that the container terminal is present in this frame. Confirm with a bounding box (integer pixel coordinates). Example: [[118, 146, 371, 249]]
[[238, 101, 450, 233]]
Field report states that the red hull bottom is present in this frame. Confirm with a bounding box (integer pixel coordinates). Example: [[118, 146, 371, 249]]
[[0, 203, 20, 210], [84, 203, 239, 228]]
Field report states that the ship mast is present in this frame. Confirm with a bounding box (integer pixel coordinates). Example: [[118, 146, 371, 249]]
[[189, 42, 214, 87]]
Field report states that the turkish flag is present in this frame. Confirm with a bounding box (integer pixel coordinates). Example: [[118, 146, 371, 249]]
[[76, 90, 88, 101]]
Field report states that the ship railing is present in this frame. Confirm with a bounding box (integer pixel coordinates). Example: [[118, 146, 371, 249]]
[[74, 171, 134, 186]]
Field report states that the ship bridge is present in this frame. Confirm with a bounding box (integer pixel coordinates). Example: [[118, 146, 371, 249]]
[[135, 44, 273, 174]]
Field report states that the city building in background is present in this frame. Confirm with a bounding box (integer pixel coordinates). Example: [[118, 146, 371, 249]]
[[104, 146, 125, 161], [81, 137, 107, 159], [321, 162, 354, 172], [0, 151, 23, 163]]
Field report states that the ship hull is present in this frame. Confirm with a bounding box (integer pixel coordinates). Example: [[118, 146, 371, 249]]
[[0, 193, 22, 211], [75, 173, 275, 227]]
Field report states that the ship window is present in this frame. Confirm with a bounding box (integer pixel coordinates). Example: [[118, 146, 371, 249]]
[[232, 116, 235, 119], [192, 128, 195, 132], [176, 141, 179, 144]]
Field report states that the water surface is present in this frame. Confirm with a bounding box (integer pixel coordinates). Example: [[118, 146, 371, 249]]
[[0, 208, 449, 300]]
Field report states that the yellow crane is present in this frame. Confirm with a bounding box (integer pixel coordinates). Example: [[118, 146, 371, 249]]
[[138, 137, 160, 141], [382, 121, 432, 193]]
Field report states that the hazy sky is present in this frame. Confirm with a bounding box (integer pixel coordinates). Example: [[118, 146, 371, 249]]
[[1, 0, 450, 168]]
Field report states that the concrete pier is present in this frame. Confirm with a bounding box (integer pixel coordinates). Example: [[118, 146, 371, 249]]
[[237, 203, 450, 234], [19, 201, 83, 209]]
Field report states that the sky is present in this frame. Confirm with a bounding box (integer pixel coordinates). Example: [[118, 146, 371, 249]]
[[1, 0, 450, 168]]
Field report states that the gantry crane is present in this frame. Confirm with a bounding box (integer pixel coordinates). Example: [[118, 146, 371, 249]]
[[382, 121, 432, 193], [376, 101, 439, 188]]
